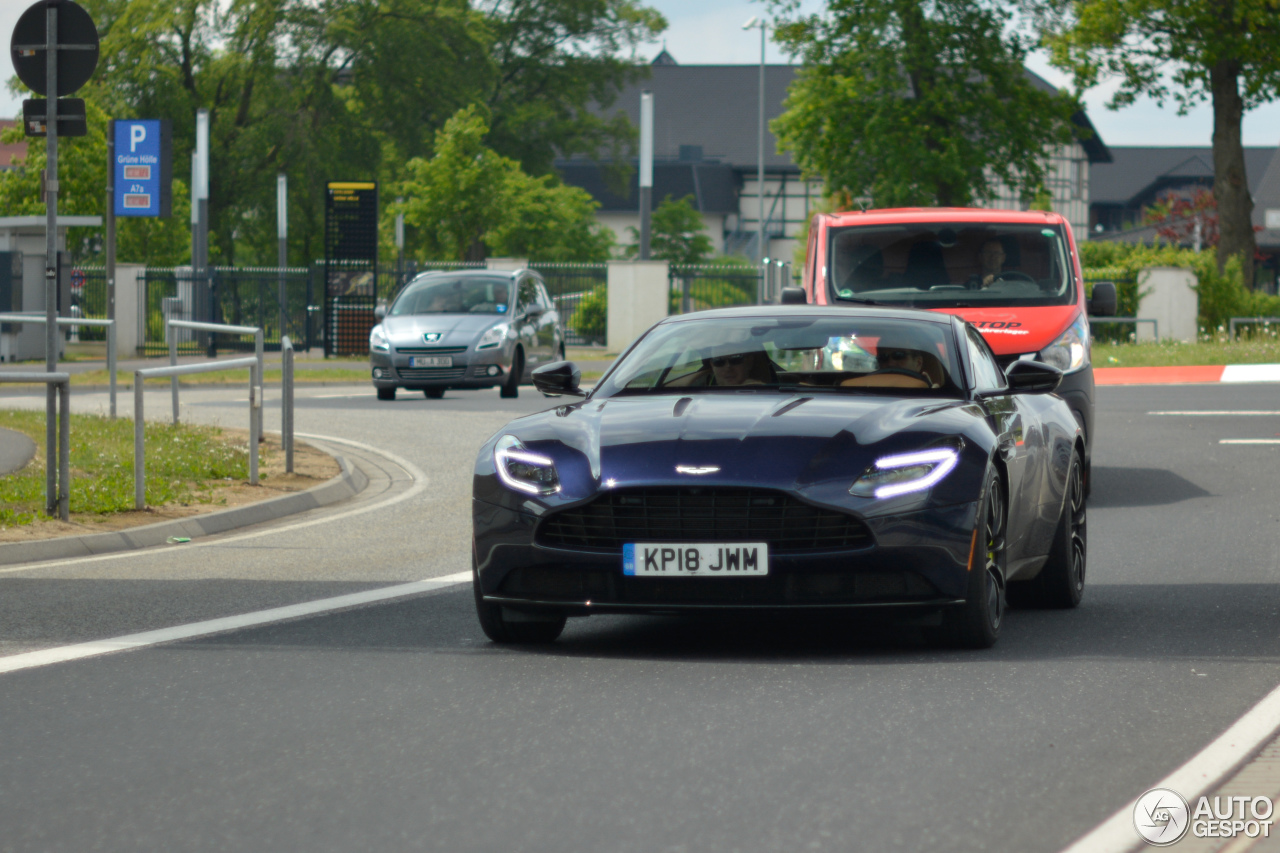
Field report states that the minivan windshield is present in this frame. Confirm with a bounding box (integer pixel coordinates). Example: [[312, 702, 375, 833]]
[[828, 223, 1076, 308], [391, 275, 511, 316], [595, 316, 962, 397]]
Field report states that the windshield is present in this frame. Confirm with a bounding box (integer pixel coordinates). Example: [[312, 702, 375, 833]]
[[595, 316, 962, 397], [828, 222, 1076, 308], [390, 276, 511, 316]]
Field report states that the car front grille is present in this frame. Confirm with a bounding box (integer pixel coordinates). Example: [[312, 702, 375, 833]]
[[537, 487, 873, 554], [395, 367, 467, 380], [497, 566, 937, 605], [396, 346, 468, 355]]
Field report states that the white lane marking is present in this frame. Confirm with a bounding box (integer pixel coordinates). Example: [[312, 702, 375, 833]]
[[1150, 411, 1280, 416], [1222, 364, 1280, 383], [0, 571, 472, 676], [0, 433, 427, 574], [1059, 684, 1280, 853], [1219, 439, 1280, 445]]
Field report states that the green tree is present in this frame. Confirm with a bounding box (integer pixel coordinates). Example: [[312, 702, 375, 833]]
[[769, 0, 1079, 207], [396, 105, 614, 261], [627, 195, 714, 263], [1037, 0, 1280, 287]]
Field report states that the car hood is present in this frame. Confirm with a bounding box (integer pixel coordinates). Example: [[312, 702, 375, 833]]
[[381, 313, 504, 345], [497, 392, 990, 507]]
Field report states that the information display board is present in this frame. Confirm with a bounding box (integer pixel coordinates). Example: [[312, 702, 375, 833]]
[[112, 119, 172, 217], [323, 181, 379, 356]]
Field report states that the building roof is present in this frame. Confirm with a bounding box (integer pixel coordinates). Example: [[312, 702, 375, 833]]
[[557, 160, 739, 214], [590, 62, 1109, 173], [1090, 146, 1275, 207], [1251, 147, 1280, 249], [0, 121, 27, 171]]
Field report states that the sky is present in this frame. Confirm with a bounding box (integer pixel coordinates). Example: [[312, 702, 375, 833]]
[[3, 0, 1279, 150]]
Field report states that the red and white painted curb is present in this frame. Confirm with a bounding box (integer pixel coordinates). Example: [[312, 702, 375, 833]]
[[1095, 364, 1280, 385]]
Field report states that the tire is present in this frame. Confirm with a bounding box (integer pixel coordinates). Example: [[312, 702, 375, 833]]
[[937, 467, 1005, 649], [1008, 449, 1086, 609], [473, 569, 565, 644], [500, 350, 522, 398], [423, 388, 445, 399], [376, 387, 396, 401]]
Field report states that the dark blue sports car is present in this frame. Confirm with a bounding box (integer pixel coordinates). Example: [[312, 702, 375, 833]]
[[472, 305, 1086, 648]]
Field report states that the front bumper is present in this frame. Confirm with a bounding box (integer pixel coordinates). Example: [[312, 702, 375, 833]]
[[473, 497, 979, 614], [370, 347, 508, 389]]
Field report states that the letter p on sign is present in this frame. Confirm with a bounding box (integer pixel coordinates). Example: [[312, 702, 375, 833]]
[[130, 124, 146, 152]]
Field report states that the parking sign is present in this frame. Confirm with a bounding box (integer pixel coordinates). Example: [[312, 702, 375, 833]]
[[113, 119, 171, 217]]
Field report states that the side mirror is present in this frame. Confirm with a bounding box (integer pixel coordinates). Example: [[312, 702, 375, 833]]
[[532, 361, 586, 397], [374, 304, 387, 321], [1002, 359, 1063, 395], [1088, 281, 1117, 317], [780, 286, 807, 305]]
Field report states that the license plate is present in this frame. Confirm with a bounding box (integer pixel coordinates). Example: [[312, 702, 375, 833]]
[[410, 356, 452, 368], [623, 543, 769, 577]]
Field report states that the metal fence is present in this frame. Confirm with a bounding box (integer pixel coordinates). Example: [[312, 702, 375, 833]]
[[531, 263, 607, 346], [668, 264, 763, 316]]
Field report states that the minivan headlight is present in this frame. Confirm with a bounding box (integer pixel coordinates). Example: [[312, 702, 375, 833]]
[[494, 435, 560, 496], [1038, 313, 1089, 373], [370, 325, 389, 353], [478, 323, 510, 349], [850, 448, 959, 499]]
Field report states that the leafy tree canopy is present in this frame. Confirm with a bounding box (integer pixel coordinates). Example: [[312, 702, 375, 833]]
[[626, 195, 714, 264], [1035, 0, 1280, 285], [768, 0, 1079, 208]]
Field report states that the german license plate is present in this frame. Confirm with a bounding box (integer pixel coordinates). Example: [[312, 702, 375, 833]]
[[410, 356, 452, 368], [623, 543, 769, 577]]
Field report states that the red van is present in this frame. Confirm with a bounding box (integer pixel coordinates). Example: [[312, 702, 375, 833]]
[[798, 208, 1116, 490]]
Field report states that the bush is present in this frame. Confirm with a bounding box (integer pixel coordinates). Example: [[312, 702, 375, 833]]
[[1079, 242, 1280, 332], [571, 285, 608, 344]]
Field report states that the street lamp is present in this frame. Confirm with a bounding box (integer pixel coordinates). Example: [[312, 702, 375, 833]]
[[743, 16, 767, 265]]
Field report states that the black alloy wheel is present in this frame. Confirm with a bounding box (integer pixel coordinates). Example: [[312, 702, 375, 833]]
[[473, 566, 565, 644], [938, 467, 1005, 649], [500, 350, 522, 398], [376, 387, 395, 401], [423, 388, 445, 399], [1009, 450, 1086, 608]]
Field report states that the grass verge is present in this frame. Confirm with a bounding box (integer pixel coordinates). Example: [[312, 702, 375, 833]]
[[1094, 335, 1280, 368]]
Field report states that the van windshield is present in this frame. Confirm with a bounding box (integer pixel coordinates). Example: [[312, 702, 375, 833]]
[[828, 223, 1076, 308]]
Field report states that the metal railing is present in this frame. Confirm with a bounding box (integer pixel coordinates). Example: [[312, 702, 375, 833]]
[[281, 336, 295, 474], [1228, 317, 1280, 340], [1090, 317, 1159, 340], [668, 264, 761, 315], [0, 314, 117, 417], [133, 358, 260, 509], [0, 371, 69, 520], [168, 320, 263, 439]]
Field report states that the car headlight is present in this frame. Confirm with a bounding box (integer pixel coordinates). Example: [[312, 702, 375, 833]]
[[478, 324, 510, 349], [1037, 313, 1089, 373], [850, 448, 959, 499], [494, 435, 560, 496], [370, 326, 389, 353]]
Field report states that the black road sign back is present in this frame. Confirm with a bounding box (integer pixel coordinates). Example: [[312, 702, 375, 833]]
[[22, 97, 86, 136], [11, 0, 100, 97]]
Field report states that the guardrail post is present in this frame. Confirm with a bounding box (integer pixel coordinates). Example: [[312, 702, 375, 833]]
[[282, 335, 294, 473], [169, 323, 179, 424], [107, 321, 117, 419], [134, 371, 145, 510], [255, 327, 265, 444], [58, 380, 70, 521], [249, 362, 259, 485]]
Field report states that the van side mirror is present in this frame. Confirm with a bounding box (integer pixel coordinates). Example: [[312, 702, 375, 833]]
[[780, 286, 807, 305], [532, 361, 586, 397], [1088, 281, 1117, 317]]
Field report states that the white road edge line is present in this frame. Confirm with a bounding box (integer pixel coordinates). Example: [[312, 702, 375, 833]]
[[1149, 411, 1280, 416], [1219, 439, 1280, 445], [0, 571, 473, 676], [1059, 685, 1280, 853], [0, 432, 428, 574]]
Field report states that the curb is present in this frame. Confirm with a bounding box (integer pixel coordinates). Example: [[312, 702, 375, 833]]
[[1095, 363, 1280, 386], [0, 454, 369, 567]]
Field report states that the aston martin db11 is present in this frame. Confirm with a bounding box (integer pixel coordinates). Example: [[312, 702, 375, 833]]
[[472, 305, 1086, 648]]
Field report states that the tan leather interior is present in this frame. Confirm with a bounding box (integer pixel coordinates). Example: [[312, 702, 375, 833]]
[[840, 373, 929, 389]]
